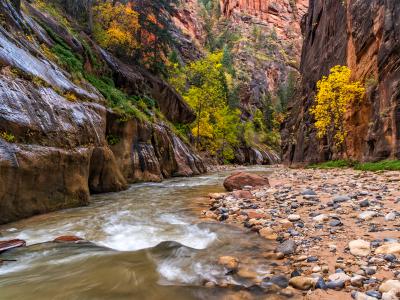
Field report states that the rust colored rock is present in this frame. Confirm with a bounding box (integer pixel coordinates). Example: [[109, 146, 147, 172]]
[[282, 0, 400, 163], [53, 236, 84, 243], [223, 172, 270, 191], [232, 190, 253, 199], [0, 239, 26, 252]]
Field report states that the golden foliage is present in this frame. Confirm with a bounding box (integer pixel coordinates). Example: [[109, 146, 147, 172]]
[[310, 65, 365, 147], [93, 1, 140, 54]]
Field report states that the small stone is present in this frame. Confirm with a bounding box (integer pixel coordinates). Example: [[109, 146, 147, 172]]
[[326, 280, 345, 290], [53, 236, 83, 243], [330, 219, 342, 227], [276, 240, 296, 256], [385, 212, 397, 221], [218, 256, 239, 271], [333, 195, 351, 203], [366, 291, 381, 298], [360, 200, 370, 208], [315, 277, 327, 290], [289, 276, 316, 290], [376, 243, 400, 255], [384, 254, 397, 262], [302, 189, 317, 196], [288, 214, 301, 222], [353, 292, 379, 300], [307, 256, 319, 262], [328, 272, 351, 283], [313, 214, 329, 222], [259, 227, 277, 240], [351, 275, 366, 287], [359, 211, 378, 221], [379, 280, 400, 293], [269, 275, 289, 288], [382, 289, 400, 300], [349, 239, 371, 257]]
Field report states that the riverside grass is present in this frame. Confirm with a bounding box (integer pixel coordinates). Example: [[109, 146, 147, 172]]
[[308, 160, 400, 171]]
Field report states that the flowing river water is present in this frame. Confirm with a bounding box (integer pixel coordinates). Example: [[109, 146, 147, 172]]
[[0, 166, 280, 300]]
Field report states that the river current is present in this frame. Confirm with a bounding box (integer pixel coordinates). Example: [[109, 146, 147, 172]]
[[0, 166, 277, 300]]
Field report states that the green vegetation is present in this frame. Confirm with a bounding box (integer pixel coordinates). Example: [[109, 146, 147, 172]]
[[308, 160, 400, 171], [106, 134, 121, 146], [307, 160, 356, 169], [355, 160, 400, 171], [0, 131, 16, 143]]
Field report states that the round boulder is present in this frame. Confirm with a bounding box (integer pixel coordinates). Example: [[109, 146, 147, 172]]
[[223, 172, 270, 191]]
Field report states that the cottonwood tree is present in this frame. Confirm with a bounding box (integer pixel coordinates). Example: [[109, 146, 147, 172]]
[[310, 65, 365, 155]]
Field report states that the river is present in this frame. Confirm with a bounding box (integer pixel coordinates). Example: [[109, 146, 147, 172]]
[[0, 166, 279, 300]]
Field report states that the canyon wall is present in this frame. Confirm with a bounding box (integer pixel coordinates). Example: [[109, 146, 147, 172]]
[[0, 0, 205, 224], [282, 0, 400, 163]]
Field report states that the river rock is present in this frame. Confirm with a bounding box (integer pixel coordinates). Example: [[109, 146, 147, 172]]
[[288, 214, 301, 222], [218, 256, 239, 271], [0, 239, 26, 252], [379, 280, 400, 293], [333, 195, 351, 203], [353, 292, 379, 300], [385, 212, 397, 221], [382, 289, 400, 300], [276, 240, 296, 256], [313, 214, 329, 222], [289, 276, 316, 290], [259, 227, 277, 240], [376, 243, 400, 255], [53, 236, 84, 243], [349, 239, 371, 256], [359, 211, 378, 221], [223, 172, 269, 191], [328, 272, 351, 283]]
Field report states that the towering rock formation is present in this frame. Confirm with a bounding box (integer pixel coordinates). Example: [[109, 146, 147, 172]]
[[282, 0, 400, 163], [220, 0, 308, 43]]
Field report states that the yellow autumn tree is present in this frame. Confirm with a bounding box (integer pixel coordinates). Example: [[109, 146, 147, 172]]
[[93, 1, 140, 55], [310, 65, 365, 150]]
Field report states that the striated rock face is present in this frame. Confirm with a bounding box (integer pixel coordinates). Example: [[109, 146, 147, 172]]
[[0, 0, 205, 224], [220, 0, 308, 43], [282, 0, 400, 163]]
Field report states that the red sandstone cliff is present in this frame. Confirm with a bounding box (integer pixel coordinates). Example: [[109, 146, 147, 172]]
[[282, 0, 400, 163]]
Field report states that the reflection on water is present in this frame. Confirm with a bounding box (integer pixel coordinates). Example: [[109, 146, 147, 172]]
[[0, 166, 279, 300]]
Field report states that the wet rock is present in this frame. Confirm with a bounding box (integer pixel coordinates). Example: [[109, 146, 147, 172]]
[[0, 239, 26, 252], [366, 291, 381, 298], [288, 276, 316, 290], [349, 239, 371, 257], [276, 240, 296, 256], [218, 256, 239, 271], [53, 236, 84, 243], [379, 280, 400, 293], [269, 275, 289, 288], [223, 172, 269, 191]]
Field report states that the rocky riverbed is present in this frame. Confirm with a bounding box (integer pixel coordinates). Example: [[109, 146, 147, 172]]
[[202, 167, 400, 299]]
